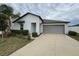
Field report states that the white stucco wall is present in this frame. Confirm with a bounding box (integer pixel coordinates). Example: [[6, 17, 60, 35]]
[[69, 26, 79, 33], [11, 23, 20, 30], [40, 24, 43, 33], [65, 24, 69, 34], [12, 14, 42, 35], [43, 23, 69, 34]]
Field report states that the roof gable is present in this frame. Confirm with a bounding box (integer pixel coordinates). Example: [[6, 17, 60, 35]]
[[13, 12, 43, 23]]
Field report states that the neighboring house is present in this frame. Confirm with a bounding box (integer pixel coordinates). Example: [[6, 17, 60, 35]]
[[11, 12, 69, 35], [69, 25, 79, 33]]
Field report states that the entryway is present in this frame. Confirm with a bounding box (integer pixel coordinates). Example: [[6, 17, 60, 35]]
[[31, 23, 36, 32]]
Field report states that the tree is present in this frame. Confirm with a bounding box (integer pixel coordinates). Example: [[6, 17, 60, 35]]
[[0, 4, 20, 37], [0, 13, 9, 39], [12, 12, 20, 18]]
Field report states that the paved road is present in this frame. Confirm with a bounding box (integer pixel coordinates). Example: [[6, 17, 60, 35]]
[[10, 34, 79, 56]]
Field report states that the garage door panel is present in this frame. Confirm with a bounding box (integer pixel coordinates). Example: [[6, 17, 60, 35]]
[[43, 25, 64, 34]]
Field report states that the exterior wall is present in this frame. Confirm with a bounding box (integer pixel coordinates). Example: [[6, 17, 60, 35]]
[[11, 18, 20, 30], [65, 24, 69, 34], [12, 14, 42, 35], [69, 26, 79, 33], [39, 23, 43, 34], [43, 23, 69, 34], [24, 14, 42, 35], [11, 23, 20, 30]]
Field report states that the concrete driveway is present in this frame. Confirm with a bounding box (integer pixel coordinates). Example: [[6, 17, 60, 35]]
[[10, 34, 79, 56]]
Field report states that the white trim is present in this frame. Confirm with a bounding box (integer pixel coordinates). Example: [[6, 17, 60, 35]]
[[43, 23, 66, 25]]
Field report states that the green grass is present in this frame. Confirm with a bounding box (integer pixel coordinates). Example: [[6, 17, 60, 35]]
[[69, 33, 79, 41], [0, 35, 33, 56]]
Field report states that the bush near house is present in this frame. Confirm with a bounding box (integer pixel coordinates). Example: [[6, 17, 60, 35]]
[[0, 29, 34, 56], [68, 31, 77, 36], [32, 32, 38, 37], [22, 30, 29, 35], [11, 30, 31, 40], [11, 30, 29, 35], [69, 33, 79, 41], [11, 30, 21, 34]]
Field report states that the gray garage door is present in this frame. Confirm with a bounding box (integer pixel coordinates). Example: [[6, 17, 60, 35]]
[[43, 25, 64, 34]]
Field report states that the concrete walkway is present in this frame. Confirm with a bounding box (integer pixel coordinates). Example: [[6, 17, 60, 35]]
[[10, 34, 79, 56]]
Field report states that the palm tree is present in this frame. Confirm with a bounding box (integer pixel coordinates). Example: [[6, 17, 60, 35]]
[[0, 4, 20, 37]]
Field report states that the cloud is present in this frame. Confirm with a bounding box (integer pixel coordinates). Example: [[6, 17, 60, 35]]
[[5, 3, 79, 25]]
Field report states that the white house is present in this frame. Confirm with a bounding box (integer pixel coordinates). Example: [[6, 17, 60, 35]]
[[69, 26, 79, 33], [11, 12, 69, 35]]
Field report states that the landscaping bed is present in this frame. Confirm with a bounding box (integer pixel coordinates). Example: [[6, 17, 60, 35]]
[[69, 33, 79, 41], [0, 35, 34, 56]]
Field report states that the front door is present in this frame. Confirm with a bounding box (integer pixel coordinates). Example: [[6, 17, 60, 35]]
[[31, 23, 36, 32], [20, 23, 24, 30]]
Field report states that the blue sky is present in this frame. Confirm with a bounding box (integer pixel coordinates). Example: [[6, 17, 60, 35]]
[[6, 3, 79, 25]]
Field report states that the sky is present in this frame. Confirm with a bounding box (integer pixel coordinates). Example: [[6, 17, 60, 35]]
[[5, 3, 79, 25]]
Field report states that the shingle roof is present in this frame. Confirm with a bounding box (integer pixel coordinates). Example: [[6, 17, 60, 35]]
[[43, 19, 69, 23], [13, 12, 69, 23], [13, 12, 43, 23]]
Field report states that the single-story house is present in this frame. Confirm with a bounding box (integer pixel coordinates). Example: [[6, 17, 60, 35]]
[[11, 12, 69, 35], [69, 26, 79, 33]]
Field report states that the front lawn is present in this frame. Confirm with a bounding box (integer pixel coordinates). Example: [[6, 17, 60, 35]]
[[0, 35, 33, 56], [69, 33, 79, 41]]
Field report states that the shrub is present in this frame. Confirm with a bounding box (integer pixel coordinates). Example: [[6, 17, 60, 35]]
[[11, 30, 29, 35], [22, 30, 29, 35], [11, 33, 17, 36], [32, 32, 38, 37], [11, 30, 21, 34], [68, 31, 77, 36]]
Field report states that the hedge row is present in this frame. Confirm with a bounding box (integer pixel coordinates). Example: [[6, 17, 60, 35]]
[[68, 31, 77, 36], [11, 30, 29, 35], [11, 30, 38, 37]]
